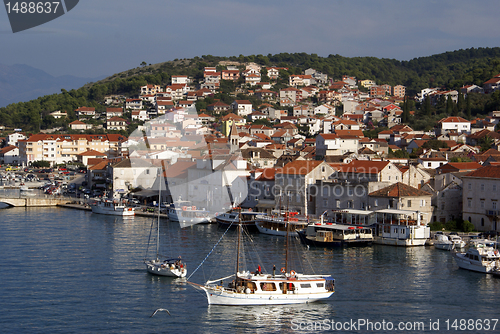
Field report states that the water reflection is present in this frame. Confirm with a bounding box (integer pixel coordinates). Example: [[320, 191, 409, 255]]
[[203, 302, 335, 334]]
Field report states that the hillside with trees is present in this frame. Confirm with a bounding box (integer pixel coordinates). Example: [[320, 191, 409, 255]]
[[1, 48, 500, 133]]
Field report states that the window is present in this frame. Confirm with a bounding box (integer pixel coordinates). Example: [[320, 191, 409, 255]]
[[481, 184, 485, 191], [374, 199, 378, 207], [494, 185, 497, 192], [407, 200, 411, 208], [481, 200, 485, 208], [467, 199, 472, 208], [336, 199, 340, 208], [347, 201, 353, 208], [493, 202, 497, 210], [468, 183, 472, 190], [421, 200, 425, 206], [300, 284, 311, 288], [481, 218, 484, 226]]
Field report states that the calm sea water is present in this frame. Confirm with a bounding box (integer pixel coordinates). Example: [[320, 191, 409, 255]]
[[0, 205, 499, 333]]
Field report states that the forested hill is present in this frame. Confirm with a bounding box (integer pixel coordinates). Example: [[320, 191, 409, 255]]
[[1, 47, 500, 132]]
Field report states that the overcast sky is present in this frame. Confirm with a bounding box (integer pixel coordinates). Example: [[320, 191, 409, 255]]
[[1, 0, 499, 78]]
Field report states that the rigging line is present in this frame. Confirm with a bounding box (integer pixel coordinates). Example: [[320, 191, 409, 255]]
[[187, 221, 234, 281], [144, 218, 155, 260]]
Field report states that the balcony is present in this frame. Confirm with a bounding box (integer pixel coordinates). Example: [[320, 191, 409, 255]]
[[485, 210, 499, 216]]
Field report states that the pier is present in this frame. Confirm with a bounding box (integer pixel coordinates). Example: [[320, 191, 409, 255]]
[[0, 197, 70, 207]]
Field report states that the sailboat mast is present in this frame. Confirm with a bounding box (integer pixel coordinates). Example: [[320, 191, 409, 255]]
[[285, 202, 289, 274], [235, 209, 241, 276], [156, 169, 161, 262]]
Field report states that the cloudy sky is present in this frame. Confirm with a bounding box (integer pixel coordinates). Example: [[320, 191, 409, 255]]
[[1, 0, 499, 78]]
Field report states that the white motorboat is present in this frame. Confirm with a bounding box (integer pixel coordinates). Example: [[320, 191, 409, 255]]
[[453, 241, 500, 273], [433, 234, 454, 251], [191, 216, 335, 306], [255, 211, 308, 237], [90, 199, 135, 216], [166, 201, 212, 228], [20, 185, 36, 196], [449, 235, 466, 250], [144, 179, 187, 278]]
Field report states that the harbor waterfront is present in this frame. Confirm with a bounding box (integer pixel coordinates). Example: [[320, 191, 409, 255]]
[[1, 205, 500, 333]]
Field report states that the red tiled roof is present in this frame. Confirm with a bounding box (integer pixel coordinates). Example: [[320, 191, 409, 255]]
[[438, 116, 469, 123], [77, 149, 107, 157], [163, 161, 197, 178], [338, 160, 390, 174], [279, 160, 323, 175], [369, 182, 431, 197], [465, 166, 500, 179]]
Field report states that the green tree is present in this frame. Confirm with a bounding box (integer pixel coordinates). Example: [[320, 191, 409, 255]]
[[480, 135, 494, 152], [466, 94, 472, 119]]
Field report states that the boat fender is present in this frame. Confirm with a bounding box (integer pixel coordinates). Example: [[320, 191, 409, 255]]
[[245, 288, 251, 294], [192, 206, 196, 210], [281, 267, 285, 273], [182, 206, 187, 211], [290, 270, 296, 276]]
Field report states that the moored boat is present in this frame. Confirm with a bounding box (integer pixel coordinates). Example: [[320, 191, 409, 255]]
[[298, 222, 373, 247], [373, 209, 430, 247], [453, 241, 500, 274], [255, 211, 308, 237], [90, 199, 135, 216], [166, 201, 212, 228], [216, 210, 260, 231], [433, 234, 454, 251], [144, 180, 187, 278]]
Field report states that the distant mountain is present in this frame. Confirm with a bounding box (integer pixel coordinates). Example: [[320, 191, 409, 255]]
[[0, 64, 104, 107]]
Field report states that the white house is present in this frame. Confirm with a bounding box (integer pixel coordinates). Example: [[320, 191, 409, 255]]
[[0, 145, 19, 165], [232, 100, 253, 117], [437, 116, 471, 136]]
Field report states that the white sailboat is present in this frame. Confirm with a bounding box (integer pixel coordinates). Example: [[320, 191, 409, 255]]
[[144, 179, 187, 278], [192, 210, 335, 306]]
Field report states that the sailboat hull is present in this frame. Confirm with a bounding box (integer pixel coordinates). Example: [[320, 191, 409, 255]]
[[145, 260, 187, 278], [201, 287, 333, 305]]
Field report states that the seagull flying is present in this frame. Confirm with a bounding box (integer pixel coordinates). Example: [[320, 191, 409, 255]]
[[150, 308, 171, 317]]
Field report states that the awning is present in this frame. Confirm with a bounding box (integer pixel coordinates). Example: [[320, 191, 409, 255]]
[[375, 208, 427, 215], [133, 189, 159, 198], [256, 202, 275, 208]]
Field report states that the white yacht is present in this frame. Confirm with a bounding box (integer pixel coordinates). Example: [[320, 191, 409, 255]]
[[166, 202, 211, 228], [453, 241, 500, 273], [449, 235, 466, 250], [90, 199, 135, 216], [198, 271, 335, 306], [192, 221, 335, 305]]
